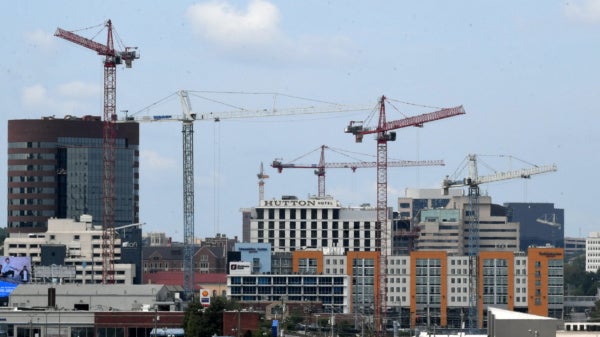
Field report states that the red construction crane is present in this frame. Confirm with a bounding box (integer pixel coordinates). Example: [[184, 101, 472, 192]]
[[55, 20, 139, 284], [345, 95, 465, 336], [271, 144, 444, 198]]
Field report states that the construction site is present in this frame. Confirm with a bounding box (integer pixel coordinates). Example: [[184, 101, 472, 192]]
[[3, 14, 571, 337]]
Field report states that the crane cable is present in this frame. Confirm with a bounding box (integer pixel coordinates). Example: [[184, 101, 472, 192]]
[[213, 121, 221, 235]]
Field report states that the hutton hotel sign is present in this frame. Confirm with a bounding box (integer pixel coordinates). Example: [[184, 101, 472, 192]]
[[260, 199, 340, 208]]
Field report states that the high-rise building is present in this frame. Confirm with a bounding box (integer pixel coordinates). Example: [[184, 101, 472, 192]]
[[504, 202, 564, 249], [247, 195, 392, 253], [7, 116, 139, 233]]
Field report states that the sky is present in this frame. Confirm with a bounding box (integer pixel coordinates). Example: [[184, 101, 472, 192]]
[[1, 1, 599, 242]]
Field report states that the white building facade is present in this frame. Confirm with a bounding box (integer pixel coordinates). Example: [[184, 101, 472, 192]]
[[4, 215, 135, 284], [585, 232, 600, 272], [248, 196, 392, 254]]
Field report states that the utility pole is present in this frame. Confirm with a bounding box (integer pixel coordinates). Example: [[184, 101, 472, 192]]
[[237, 309, 241, 337]]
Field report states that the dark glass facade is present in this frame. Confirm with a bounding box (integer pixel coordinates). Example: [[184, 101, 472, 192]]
[[7, 117, 139, 232], [504, 202, 564, 249]]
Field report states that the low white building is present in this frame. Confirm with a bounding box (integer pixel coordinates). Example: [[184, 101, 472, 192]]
[[4, 215, 136, 284], [585, 232, 600, 272]]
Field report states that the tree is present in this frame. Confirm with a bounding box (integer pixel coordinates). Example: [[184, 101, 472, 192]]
[[184, 296, 239, 337], [564, 254, 600, 296], [589, 299, 600, 322], [183, 300, 204, 337]]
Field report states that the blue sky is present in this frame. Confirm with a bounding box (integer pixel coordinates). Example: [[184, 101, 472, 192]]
[[1, 1, 599, 241]]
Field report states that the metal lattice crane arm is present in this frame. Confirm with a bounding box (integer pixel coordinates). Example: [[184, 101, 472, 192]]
[[273, 159, 444, 170], [442, 154, 557, 191], [271, 144, 444, 197], [55, 28, 111, 55], [124, 90, 372, 123], [345, 102, 465, 141]]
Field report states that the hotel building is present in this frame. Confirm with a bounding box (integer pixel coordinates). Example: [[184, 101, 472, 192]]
[[248, 196, 392, 254]]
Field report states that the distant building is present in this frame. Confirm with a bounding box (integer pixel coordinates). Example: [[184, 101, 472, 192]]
[[234, 242, 272, 274], [585, 232, 600, 272], [142, 245, 227, 274], [227, 246, 564, 329], [414, 194, 520, 254], [7, 117, 139, 233], [143, 232, 171, 246], [144, 271, 226, 296], [247, 196, 392, 253], [4, 215, 136, 284], [504, 202, 564, 249], [564, 236, 585, 260]]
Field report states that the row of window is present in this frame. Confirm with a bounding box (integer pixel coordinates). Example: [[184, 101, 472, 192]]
[[256, 229, 373, 239], [255, 208, 340, 220], [9, 210, 55, 217], [9, 175, 55, 182], [255, 221, 369, 230], [255, 238, 376, 250], [8, 153, 56, 160], [8, 165, 56, 171]]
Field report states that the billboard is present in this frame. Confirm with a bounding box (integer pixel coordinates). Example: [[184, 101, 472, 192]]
[[0, 256, 32, 297], [229, 261, 252, 275]]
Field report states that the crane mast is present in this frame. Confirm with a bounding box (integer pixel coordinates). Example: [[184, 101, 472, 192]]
[[257, 163, 270, 201], [55, 20, 138, 284], [442, 154, 557, 330], [123, 90, 370, 298], [346, 96, 465, 336]]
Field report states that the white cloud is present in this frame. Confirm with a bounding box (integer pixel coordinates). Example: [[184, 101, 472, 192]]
[[565, 0, 600, 23], [140, 150, 177, 171], [57, 81, 102, 98], [186, 0, 282, 48], [24, 29, 56, 51], [20, 81, 101, 115], [185, 0, 357, 65]]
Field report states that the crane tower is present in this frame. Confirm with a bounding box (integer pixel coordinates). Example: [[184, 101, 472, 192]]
[[345, 96, 465, 336], [122, 90, 372, 298], [55, 20, 139, 284]]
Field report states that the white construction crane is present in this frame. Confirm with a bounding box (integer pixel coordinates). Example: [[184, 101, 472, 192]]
[[257, 162, 270, 201], [121, 90, 372, 299], [441, 154, 557, 330]]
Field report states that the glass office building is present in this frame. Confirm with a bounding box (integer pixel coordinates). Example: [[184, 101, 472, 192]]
[[7, 116, 139, 232]]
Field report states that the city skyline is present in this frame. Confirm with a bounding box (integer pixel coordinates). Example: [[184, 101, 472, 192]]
[[2, 1, 598, 241]]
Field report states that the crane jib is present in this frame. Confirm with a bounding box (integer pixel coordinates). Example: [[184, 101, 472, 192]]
[[385, 105, 465, 131]]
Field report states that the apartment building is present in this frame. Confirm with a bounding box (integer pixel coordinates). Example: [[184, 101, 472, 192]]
[[227, 247, 563, 329]]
